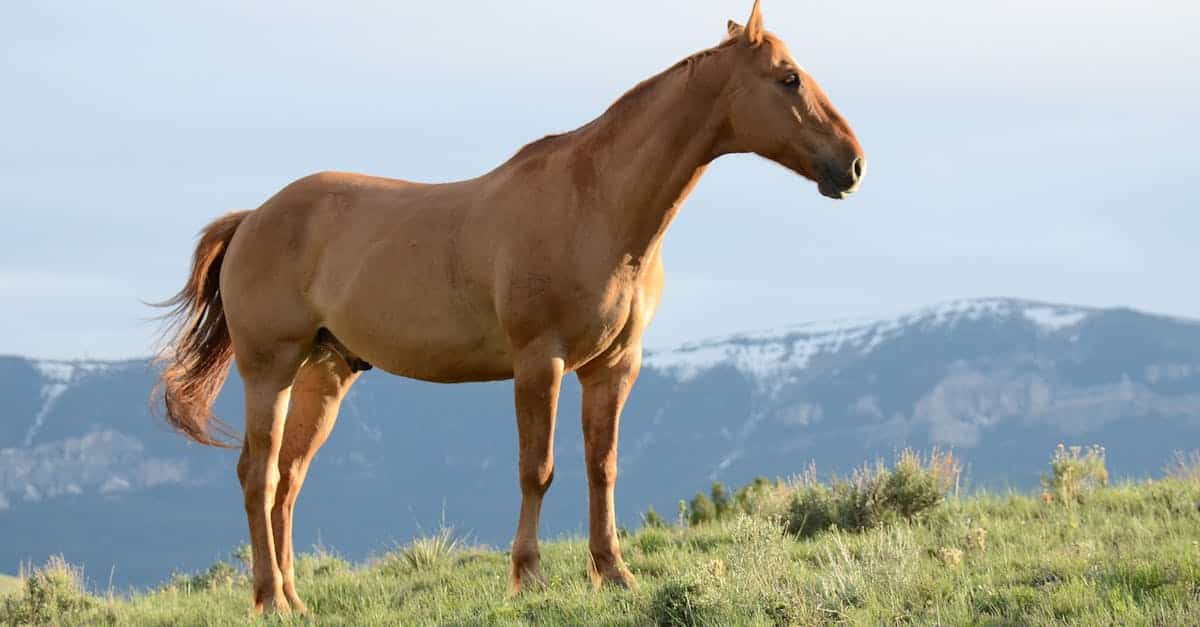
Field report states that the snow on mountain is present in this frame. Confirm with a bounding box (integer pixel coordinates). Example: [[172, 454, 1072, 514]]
[[643, 298, 1098, 383], [1, 359, 172, 512], [26, 360, 120, 446]]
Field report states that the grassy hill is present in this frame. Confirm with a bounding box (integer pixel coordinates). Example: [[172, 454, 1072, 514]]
[[0, 574, 19, 597], [5, 451, 1200, 625]]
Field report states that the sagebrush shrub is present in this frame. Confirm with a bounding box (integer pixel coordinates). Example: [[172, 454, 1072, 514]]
[[784, 449, 960, 538], [886, 449, 957, 518], [675, 451, 959, 537], [733, 476, 792, 520], [649, 580, 709, 627], [1042, 444, 1108, 505], [785, 481, 838, 537], [162, 545, 253, 593], [643, 506, 667, 528], [165, 561, 237, 593], [686, 479, 769, 525], [635, 529, 672, 555], [711, 482, 734, 517], [295, 545, 351, 580], [684, 477, 795, 527], [687, 492, 717, 526], [1, 556, 95, 625]]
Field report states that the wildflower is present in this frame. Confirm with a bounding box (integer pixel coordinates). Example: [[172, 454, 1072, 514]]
[[938, 547, 964, 568], [965, 527, 987, 552]]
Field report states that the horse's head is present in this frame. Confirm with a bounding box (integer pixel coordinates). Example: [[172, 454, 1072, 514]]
[[715, 1, 865, 199]]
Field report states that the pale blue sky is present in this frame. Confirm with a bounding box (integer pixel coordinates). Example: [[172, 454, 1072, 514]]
[[2, 0, 1197, 359]]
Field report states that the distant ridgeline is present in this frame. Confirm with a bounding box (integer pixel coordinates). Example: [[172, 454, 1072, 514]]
[[2, 298, 1199, 587]]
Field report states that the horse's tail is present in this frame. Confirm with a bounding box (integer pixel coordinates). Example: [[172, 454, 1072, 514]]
[[152, 210, 251, 448]]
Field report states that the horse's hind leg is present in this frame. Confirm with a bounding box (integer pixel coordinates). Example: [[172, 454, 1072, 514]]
[[270, 351, 359, 613], [234, 339, 309, 615]]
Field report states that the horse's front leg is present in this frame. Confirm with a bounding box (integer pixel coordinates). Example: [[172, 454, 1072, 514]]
[[509, 349, 564, 593], [577, 348, 640, 589]]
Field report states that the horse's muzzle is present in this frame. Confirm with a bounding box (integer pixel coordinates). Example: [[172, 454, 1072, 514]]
[[818, 157, 865, 200]]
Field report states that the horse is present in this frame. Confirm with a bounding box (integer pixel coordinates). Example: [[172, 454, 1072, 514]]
[[154, 0, 864, 614]]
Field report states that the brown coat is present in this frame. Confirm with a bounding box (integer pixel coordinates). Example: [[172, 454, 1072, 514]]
[[154, 1, 864, 613]]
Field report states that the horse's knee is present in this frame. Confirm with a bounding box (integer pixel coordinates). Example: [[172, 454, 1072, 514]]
[[586, 454, 617, 488], [519, 463, 554, 497]]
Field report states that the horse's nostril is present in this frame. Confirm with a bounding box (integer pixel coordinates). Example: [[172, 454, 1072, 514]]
[[851, 157, 865, 181]]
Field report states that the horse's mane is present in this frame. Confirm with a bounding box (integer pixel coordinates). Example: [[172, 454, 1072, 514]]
[[504, 38, 745, 165]]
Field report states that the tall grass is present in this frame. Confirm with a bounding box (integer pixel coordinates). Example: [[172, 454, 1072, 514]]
[[1165, 449, 1200, 483], [4, 446, 1198, 625]]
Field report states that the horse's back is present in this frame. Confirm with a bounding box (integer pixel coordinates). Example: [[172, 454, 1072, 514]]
[[220, 170, 513, 380], [218, 171, 427, 336]]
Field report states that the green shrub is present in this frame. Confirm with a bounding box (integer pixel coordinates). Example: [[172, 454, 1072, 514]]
[[636, 529, 673, 555], [649, 580, 710, 626], [733, 476, 793, 521], [1, 556, 95, 625], [643, 506, 667, 528], [786, 481, 839, 537], [165, 560, 239, 593], [1042, 444, 1108, 505], [295, 545, 351, 580], [162, 545, 254, 593], [710, 482, 732, 517], [785, 449, 960, 538], [885, 448, 959, 517], [686, 477, 794, 526], [688, 492, 717, 526], [681, 451, 959, 536], [230, 543, 253, 572]]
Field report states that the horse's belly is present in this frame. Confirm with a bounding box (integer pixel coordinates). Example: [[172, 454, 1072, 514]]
[[327, 309, 514, 383], [317, 267, 513, 382], [312, 216, 516, 381]]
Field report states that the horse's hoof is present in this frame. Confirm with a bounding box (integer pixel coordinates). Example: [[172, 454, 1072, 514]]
[[253, 593, 292, 616], [509, 560, 548, 594], [587, 555, 638, 591], [285, 596, 309, 615], [282, 584, 309, 615]]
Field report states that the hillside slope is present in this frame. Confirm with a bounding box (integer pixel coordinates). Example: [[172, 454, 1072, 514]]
[[4, 479, 1199, 625], [2, 298, 1199, 587]]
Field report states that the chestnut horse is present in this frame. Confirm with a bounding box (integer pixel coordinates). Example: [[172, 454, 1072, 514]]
[[155, 1, 863, 614]]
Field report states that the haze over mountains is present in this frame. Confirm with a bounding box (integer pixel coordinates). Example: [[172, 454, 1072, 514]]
[[3, 298, 1199, 588]]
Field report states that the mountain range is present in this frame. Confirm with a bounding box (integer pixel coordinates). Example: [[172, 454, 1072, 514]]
[[3, 297, 1199, 588]]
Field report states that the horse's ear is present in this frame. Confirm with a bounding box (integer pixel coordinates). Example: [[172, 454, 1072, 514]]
[[744, 0, 765, 45], [726, 20, 745, 39]]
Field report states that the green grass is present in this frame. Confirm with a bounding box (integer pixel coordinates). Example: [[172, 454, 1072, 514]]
[[0, 574, 20, 597], [5, 479, 1200, 625]]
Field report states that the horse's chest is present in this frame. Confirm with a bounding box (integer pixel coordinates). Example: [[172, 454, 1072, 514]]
[[502, 268, 645, 363]]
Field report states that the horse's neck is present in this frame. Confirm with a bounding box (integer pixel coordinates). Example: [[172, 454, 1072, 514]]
[[574, 69, 725, 265]]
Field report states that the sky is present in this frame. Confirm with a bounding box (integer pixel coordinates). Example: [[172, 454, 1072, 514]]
[[1, 0, 1197, 360]]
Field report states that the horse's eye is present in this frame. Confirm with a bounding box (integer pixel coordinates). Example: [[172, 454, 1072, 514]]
[[781, 73, 801, 88]]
